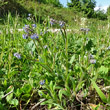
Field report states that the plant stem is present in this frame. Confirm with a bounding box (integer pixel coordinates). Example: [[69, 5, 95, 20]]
[[64, 28, 68, 88]]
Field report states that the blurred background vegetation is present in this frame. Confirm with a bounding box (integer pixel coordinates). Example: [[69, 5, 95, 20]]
[[0, 0, 110, 24]]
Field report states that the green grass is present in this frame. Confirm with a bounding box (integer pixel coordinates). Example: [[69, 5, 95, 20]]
[[0, 12, 110, 110]]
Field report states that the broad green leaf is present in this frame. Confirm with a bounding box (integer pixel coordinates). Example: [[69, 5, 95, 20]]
[[10, 99, 19, 106], [41, 99, 53, 105], [15, 88, 22, 98], [26, 40, 36, 52], [91, 79, 107, 103], [49, 81, 53, 91], [6, 93, 13, 102]]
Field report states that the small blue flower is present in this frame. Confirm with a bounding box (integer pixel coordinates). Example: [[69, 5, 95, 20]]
[[40, 32, 43, 35], [44, 45, 48, 49], [27, 17, 31, 20], [14, 53, 21, 59], [107, 46, 110, 50], [22, 34, 28, 39], [23, 25, 30, 33], [89, 54, 94, 59], [55, 73, 58, 76], [50, 21, 54, 25], [90, 59, 96, 64], [32, 24, 36, 28], [28, 13, 32, 16], [86, 38, 89, 41], [40, 80, 45, 85], [30, 33, 39, 39], [44, 31, 48, 34], [50, 18, 55, 26], [59, 21, 65, 28]]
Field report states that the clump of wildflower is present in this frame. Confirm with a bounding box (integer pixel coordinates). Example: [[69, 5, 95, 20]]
[[40, 80, 45, 85], [30, 33, 39, 39], [22, 23, 39, 40], [22, 34, 28, 39], [14, 53, 21, 59]]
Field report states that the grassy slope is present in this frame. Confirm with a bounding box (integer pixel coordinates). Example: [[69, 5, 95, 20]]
[[0, 0, 84, 26], [0, 1, 110, 110]]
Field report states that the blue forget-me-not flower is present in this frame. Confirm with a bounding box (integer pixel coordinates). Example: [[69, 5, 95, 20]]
[[30, 33, 39, 39], [40, 80, 45, 85], [22, 34, 28, 39], [14, 53, 21, 59], [32, 24, 36, 28]]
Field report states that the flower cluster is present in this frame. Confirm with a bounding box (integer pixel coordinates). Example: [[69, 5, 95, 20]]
[[22, 13, 38, 40], [59, 21, 65, 28], [49, 18, 65, 28], [89, 54, 96, 64], [80, 28, 90, 34], [27, 13, 32, 21], [50, 18, 56, 26], [22, 24, 38, 40]]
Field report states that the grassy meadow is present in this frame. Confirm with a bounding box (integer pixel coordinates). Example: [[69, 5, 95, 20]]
[[0, 3, 110, 110]]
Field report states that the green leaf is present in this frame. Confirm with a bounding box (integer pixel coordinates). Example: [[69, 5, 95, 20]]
[[22, 94, 30, 101], [0, 92, 4, 100], [26, 40, 36, 52], [37, 62, 53, 73], [98, 66, 108, 75], [49, 81, 53, 91], [6, 93, 13, 102], [15, 88, 22, 98], [0, 102, 5, 110], [91, 79, 107, 103], [10, 99, 19, 106], [21, 84, 32, 94], [59, 89, 69, 100], [69, 55, 75, 64]]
